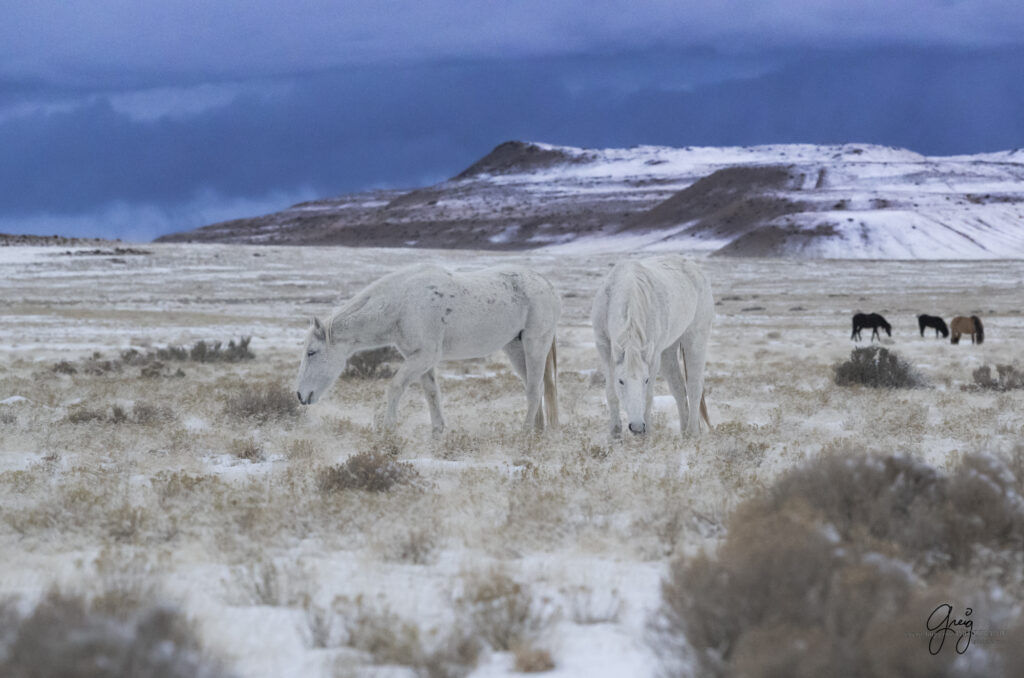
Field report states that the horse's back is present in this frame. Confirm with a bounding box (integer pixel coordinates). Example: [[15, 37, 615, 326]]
[[593, 255, 711, 345]]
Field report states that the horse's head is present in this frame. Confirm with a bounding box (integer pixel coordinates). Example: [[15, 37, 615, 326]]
[[295, 317, 349, 405], [613, 345, 652, 435], [883, 321, 892, 337]]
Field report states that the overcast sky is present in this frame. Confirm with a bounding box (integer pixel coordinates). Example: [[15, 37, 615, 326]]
[[2, 1, 1024, 240]]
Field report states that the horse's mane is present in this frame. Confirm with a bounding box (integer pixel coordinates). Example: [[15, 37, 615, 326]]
[[611, 263, 656, 372], [326, 293, 374, 344]]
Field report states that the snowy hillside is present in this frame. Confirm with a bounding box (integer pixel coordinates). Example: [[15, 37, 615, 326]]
[[157, 141, 1024, 259]]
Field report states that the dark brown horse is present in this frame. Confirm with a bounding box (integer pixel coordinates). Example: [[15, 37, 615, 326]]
[[851, 313, 892, 341], [950, 316, 984, 344], [917, 314, 949, 338]]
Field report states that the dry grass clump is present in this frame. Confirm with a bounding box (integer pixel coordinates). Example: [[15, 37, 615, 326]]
[[377, 525, 440, 565], [317, 451, 420, 493], [230, 559, 307, 607], [455, 569, 558, 652], [0, 589, 232, 678], [65, 402, 176, 425], [563, 585, 624, 625], [833, 346, 925, 388], [513, 644, 555, 672], [329, 595, 482, 678], [343, 346, 401, 379], [651, 450, 1024, 677], [228, 437, 265, 462], [223, 383, 299, 423], [970, 364, 1024, 391]]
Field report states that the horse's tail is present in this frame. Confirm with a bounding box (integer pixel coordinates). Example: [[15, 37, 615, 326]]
[[543, 336, 558, 429], [972, 316, 984, 344]]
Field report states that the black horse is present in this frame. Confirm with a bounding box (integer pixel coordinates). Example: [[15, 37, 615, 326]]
[[851, 312, 892, 341], [917, 314, 949, 338]]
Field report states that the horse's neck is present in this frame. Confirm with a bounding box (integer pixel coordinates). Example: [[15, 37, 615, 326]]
[[330, 293, 395, 349]]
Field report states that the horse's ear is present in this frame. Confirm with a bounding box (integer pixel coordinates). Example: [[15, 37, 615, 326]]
[[312, 317, 327, 340]]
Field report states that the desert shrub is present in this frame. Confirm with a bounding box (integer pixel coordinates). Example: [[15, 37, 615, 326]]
[[971, 364, 1024, 391], [186, 337, 254, 363], [65, 406, 107, 424], [52, 360, 77, 375], [0, 590, 231, 678], [140, 361, 185, 379], [650, 451, 1024, 677], [224, 383, 299, 423], [316, 451, 419, 493], [343, 346, 401, 379], [833, 346, 924, 388], [52, 338, 254, 380], [132, 401, 176, 425], [455, 569, 557, 651]]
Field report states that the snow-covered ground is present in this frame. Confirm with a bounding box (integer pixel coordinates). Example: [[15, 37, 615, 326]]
[[1, 244, 1022, 676]]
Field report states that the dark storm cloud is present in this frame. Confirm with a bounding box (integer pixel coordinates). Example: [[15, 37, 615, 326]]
[[2, 3, 1024, 239], [3, 1, 1024, 86]]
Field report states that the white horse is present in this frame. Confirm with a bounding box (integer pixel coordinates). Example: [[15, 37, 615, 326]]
[[591, 255, 713, 437], [295, 263, 560, 433]]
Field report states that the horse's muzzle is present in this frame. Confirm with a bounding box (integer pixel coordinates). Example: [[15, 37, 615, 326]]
[[628, 421, 646, 435], [297, 391, 314, 405]]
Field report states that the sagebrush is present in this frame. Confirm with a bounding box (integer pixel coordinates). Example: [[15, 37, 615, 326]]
[[833, 346, 924, 388]]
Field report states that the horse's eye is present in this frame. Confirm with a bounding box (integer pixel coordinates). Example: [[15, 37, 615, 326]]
[[644, 378, 649, 384], [618, 379, 624, 385], [307, 350, 317, 358]]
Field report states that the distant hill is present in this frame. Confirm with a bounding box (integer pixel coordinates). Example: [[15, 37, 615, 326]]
[[156, 141, 1024, 259]]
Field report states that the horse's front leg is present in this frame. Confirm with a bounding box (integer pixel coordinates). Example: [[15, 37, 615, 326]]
[[596, 337, 621, 437], [381, 351, 436, 433], [643, 355, 661, 432]]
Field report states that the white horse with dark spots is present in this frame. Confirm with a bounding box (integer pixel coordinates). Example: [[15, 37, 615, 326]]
[[592, 256, 713, 437], [295, 264, 560, 434]]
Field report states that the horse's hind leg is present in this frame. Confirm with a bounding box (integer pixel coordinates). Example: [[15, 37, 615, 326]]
[[680, 328, 710, 437], [520, 331, 554, 432], [503, 338, 542, 430], [660, 342, 689, 436], [419, 368, 445, 436]]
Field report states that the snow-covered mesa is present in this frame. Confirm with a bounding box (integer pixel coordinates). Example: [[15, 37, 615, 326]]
[[160, 140, 1024, 259]]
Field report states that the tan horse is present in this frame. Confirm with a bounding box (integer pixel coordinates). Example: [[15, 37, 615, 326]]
[[950, 315, 984, 344]]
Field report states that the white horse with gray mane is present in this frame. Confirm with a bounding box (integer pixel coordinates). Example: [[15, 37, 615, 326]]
[[591, 255, 713, 437], [295, 263, 560, 433]]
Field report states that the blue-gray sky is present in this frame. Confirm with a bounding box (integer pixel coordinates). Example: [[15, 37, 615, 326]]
[[2, 1, 1024, 240]]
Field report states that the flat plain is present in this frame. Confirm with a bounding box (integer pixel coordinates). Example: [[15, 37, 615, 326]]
[[1, 244, 1022, 677]]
